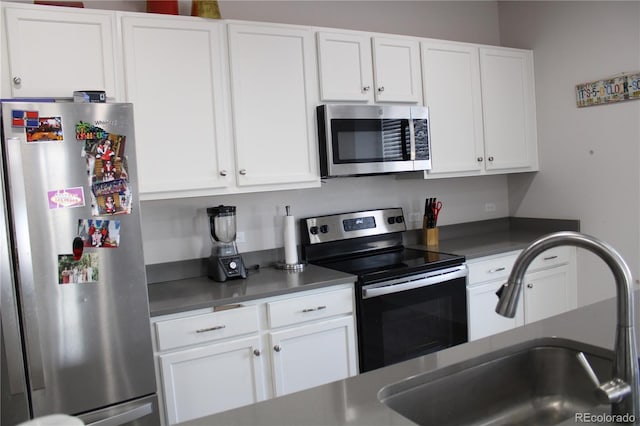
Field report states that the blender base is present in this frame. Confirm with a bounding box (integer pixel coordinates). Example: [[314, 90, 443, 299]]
[[208, 255, 247, 282]]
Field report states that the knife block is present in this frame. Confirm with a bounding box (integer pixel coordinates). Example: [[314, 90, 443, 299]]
[[422, 217, 439, 247]]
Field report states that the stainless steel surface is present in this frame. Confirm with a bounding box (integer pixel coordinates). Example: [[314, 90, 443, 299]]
[[1, 131, 30, 425], [302, 207, 405, 245], [379, 338, 615, 426], [361, 264, 467, 299], [318, 104, 431, 177], [1, 102, 157, 420], [78, 394, 160, 426], [495, 231, 639, 420]]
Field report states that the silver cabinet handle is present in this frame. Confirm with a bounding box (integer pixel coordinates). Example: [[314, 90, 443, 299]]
[[488, 267, 506, 273], [253, 349, 261, 356], [219, 170, 228, 176], [377, 86, 385, 92], [196, 325, 226, 333], [302, 305, 326, 313], [527, 283, 534, 289], [477, 157, 483, 162], [239, 169, 247, 175], [274, 345, 282, 352], [13, 77, 21, 85], [363, 86, 371, 92], [488, 156, 495, 161], [543, 255, 559, 261]]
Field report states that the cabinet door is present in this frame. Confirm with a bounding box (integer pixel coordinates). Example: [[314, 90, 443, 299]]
[[480, 48, 538, 172], [467, 280, 524, 341], [317, 32, 373, 102], [372, 37, 422, 103], [159, 336, 265, 425], [228, 23, 320, 188], [4, 5, 118, 99], [269, 316, 357, 397], [121, 15, 232, 199], [524, 266, 571, 324], [422, 41, 484, 176]]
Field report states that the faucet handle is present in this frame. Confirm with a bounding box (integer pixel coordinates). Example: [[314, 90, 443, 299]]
[[576, 352, 632, 404]]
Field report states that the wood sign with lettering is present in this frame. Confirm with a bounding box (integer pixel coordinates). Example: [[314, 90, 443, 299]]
[[576, 72, 640, 107]]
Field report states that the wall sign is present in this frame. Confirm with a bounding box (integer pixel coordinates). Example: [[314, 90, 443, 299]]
[[576, 72, 640, 107]]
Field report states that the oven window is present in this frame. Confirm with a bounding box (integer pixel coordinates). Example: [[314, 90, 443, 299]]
[[331, 118, 410, 163], [357, 277, 468, 372]]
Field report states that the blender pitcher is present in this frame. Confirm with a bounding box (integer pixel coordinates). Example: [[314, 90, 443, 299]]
[[207, 205, 247, 282]]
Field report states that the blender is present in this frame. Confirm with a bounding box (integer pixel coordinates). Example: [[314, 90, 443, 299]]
[[207, 205, 247, 282]]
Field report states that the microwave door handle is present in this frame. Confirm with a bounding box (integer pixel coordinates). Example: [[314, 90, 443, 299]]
[[408, 118, 416, 160]]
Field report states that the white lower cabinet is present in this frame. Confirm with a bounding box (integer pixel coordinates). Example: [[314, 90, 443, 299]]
[[151, 284, 357, 425], [467, 247, 577, 341], [269, 316, 357, 397], [159, 335, 266, 425]]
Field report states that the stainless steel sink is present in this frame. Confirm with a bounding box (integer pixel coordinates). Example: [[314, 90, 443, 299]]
[[378, 338, 614, 426]]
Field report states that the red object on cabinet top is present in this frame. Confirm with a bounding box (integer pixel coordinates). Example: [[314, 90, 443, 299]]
[[146, 0, 179, 15]]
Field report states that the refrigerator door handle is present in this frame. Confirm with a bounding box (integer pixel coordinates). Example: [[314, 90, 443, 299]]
[[6, 137, 46, 391], [84, 402, 153, 426]]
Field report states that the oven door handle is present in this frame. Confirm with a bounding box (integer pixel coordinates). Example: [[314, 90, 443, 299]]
[[361, 265, 467, 299]]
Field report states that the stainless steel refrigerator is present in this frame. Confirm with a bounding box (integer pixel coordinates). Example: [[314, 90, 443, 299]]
[[1, 101, 159, 425]]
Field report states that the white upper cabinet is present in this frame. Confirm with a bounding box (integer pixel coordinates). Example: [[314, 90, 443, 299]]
[[227, 23, 320, 189], [317, 31, 422, 103], [480, 47, 539, 172], [372, 37, 422, 103], [316, 32, 373, 102], [3, 3, 119, 99], [120, 14, 233, 199], [423, 43, 539, 178], [421, 41, 484, 176]]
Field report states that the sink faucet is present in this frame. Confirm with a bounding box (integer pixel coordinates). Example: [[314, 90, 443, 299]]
[[495, 231, 639, 420]]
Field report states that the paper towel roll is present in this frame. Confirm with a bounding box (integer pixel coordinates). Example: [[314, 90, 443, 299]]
[[283, 214, 298, 265]]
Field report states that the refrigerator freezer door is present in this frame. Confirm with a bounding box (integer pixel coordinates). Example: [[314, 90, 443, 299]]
[[1, 102, 156, 417], [1, 138, 30, 426]]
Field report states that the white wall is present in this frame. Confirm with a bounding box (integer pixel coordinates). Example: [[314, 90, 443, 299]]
[[141, 175, 509, 264], [499, 1, 640, 306]]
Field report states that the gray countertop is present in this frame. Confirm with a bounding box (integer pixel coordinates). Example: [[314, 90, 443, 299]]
[[177, 294, 628, 426], [147, 264, 356, 317], [147, 217, 580, 317]]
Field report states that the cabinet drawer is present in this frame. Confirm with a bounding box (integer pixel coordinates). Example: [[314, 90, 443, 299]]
[[155, 305, 259, 351], [468, 252, 519, 285], [267, 288, 353, 329], [528, 246, 572, 271]]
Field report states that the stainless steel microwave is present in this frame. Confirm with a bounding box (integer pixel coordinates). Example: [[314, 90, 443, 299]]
[[316, 104, 431, 178]]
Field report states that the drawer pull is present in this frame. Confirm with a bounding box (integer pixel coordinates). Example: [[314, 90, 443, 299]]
[[302, 305, 327, 313], [195, 325, 226, 333], [488, 267, 506, 273], [543, 255, 559, 261]]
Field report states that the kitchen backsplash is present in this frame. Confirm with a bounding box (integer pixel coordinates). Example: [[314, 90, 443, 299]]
[[140, 173, 510, 265]]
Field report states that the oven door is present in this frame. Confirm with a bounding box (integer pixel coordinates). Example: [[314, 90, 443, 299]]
[[357, 265, 468, 372]]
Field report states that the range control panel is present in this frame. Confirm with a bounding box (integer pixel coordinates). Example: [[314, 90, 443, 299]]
[[301, 208, 406, 245]]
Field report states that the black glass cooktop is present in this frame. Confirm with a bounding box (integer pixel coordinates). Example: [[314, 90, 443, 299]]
[[314, 248, 464, 284]]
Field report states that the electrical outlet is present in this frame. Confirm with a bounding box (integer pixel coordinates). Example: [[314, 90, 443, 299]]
[[484, 203, 496, 213], [236, 231, 245, 243]]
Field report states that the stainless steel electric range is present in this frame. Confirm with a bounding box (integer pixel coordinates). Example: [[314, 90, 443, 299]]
[[301, 208, 468, 373]]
